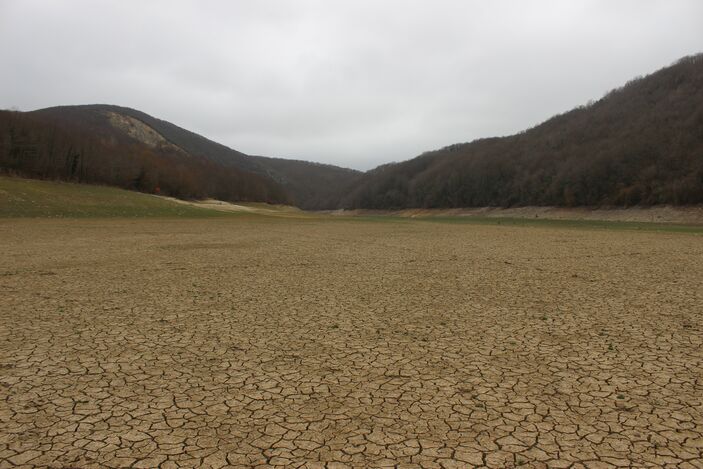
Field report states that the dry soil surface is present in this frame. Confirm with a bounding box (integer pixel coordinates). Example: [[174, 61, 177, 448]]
[[332, 206, 703, 225], [1, 217, 702, 469]]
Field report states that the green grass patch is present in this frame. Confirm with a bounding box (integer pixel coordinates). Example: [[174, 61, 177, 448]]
[[0, 176, 228, 218]]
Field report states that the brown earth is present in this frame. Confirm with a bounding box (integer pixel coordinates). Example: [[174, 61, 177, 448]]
[[329, 206, 703, 225], [1, 217, 702, 468], [155, 197, 309, 217]]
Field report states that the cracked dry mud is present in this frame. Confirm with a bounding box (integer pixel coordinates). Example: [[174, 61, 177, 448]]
[[1, 218, 702, 469]]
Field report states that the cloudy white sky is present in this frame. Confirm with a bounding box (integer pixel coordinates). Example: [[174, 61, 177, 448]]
[[1, 1, 702, 169]]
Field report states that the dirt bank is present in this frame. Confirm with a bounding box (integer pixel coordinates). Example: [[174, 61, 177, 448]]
[[328, 205, 703, 224]]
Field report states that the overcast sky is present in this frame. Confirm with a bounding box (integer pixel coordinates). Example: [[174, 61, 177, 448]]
[[1, 1, 702, 169]]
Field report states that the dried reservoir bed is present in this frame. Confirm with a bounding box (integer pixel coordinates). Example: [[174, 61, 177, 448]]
[[1, 217, 702, 468]]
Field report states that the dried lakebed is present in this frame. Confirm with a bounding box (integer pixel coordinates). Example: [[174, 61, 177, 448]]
[[1, 218, 702, 468]]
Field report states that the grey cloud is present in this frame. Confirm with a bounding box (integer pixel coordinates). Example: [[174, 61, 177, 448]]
[[1, 0, 702, 169]]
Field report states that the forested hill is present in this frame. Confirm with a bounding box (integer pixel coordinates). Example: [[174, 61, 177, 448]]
[[0, 105, 359, 208], [2, 54, 702, 210], [0, 106, 290, 203], [342, 54, 703, 209], [37, 105, 360, 209]]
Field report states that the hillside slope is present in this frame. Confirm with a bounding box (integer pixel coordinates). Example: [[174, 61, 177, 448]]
[[37, 104, 259, 171], [0, 106, 289, 204], [29, 105, 360, 209], [343, 54, 703, 209], [0, 176, 222, 217]]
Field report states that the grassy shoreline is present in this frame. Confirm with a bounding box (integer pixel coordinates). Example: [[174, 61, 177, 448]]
[[2, 176, 702, 233]]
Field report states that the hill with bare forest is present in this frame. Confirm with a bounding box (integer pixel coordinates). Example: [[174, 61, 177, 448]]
[[0, 105, 359, 208], [342, 54, 703, 209]]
